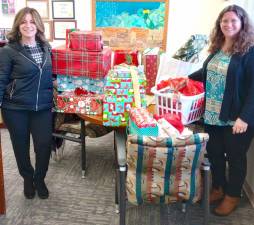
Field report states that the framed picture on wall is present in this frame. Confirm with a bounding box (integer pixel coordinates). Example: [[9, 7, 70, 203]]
[[0, 28, 11, 41], [91, 0, 169, 50], [53, 19, 77, 40], [26, 0, 49, 19], [0, 29, 5, 41], [43, 20, 53, 42], [52, 0, 75, 19]]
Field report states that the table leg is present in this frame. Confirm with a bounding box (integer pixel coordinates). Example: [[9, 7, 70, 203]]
[[119, 166, 126, 225], [81, 120, 86, 178]]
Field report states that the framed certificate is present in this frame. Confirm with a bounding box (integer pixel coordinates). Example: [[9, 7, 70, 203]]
[[43, 20, 53, 42], [53, 19, 77, 40], [26, 0, 49, 19], [52, 0, 75, 19], [0, 29, 5, 41]]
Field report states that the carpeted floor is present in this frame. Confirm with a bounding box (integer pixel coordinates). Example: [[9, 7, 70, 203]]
[[0, 128, 254, 225]]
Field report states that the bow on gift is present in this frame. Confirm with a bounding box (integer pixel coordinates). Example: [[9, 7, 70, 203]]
[[74, 87, 95, 96]]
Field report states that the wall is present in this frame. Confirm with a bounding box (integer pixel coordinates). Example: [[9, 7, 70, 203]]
[[0, 0, 223, 52], [166, 0, 223, 55]]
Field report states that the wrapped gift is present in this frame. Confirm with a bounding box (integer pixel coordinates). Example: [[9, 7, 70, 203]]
[[55, 92, 103, 115], [103, 65, 146, 127], [69, 31, 103, 52], [113, 50, 139, 66], [143, 47, 160, 95], [57, 75, 105, 94], [129, 107, 158, 137], [65, 28, 80, 48], [52, 46, 111, 78], [126, 133, 209, 204]]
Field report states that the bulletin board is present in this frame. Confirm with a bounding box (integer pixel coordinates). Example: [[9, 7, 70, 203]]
[[91, 0, 169, 50]]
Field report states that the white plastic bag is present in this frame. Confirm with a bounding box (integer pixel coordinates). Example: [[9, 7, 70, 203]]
[[155, 53, 204, 85]]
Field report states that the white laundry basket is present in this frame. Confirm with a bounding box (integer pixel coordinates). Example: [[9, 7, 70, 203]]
[[151, 53, 205, 125]]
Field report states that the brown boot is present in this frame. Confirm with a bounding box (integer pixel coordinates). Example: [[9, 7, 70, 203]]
[[213, 195, 240, 216], [209, 187, 224, 204]]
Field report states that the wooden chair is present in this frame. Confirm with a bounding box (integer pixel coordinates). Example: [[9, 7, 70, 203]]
[[114, 131, 210, 225]]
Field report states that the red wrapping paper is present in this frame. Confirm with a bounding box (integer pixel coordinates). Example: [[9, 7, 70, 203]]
[[69, 31, 103, 52], [113, 50, 139, 66], [56, 92, 103, 115], [66, 29, 80, 48], [143, 54, 159, 95], [52, 46, 112, 78]]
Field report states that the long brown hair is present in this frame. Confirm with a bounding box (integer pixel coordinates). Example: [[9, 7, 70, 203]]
[[208, 5, 254, 55], [7, 7, 46, 43]]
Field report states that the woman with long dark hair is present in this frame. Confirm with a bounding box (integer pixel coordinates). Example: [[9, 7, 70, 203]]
[[190, 5, 254, 216]]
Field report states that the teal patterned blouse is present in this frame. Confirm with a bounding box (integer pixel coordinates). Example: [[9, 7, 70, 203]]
[[204, 50, 234, 126]]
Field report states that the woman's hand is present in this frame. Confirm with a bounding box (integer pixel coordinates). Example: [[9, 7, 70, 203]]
[[53, 79, 58, 88], [232, 118, 248, 134]]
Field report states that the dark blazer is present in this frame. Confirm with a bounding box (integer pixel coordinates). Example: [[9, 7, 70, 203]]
[[0, 41, 53, 111], [189, 47, 254, 127]]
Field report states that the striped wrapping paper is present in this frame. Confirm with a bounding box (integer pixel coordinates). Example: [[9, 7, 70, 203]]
[[52, 46, 112, 78], [126, 133, 209, 205], [69, 31, 103, 52]]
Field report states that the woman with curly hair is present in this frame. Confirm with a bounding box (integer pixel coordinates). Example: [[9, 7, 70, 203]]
[[0, 7, 53, 199], [189, 5, 254, 216]]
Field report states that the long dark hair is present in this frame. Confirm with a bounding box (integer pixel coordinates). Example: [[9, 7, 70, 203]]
[[7, 7, 47, 43], [208, 5, 254, 55]]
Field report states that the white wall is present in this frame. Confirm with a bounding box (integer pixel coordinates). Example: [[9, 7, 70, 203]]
[[166, 0, 224, 55]]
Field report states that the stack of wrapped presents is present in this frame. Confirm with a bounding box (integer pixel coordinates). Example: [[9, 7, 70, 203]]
[[103, 64, 147, 127], [52, 30, 112, 115]]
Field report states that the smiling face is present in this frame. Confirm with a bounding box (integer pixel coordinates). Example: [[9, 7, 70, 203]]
[[220, 11, 242, 41], [19, 13, 37, 43]]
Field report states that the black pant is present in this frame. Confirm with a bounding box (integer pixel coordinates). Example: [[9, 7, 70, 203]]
[[205, 125, 254, 197], [2, 108, 52, 183]]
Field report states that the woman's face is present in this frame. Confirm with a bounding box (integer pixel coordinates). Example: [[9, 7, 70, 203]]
[[220, 11, 242, 40], [19, 13, 37, 40]]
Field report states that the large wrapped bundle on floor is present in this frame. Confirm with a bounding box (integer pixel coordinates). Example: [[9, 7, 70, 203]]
[[126, 133, 209, 204]]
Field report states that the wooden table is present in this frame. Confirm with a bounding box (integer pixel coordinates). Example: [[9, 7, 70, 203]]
[[0, 130, 6, 214]]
